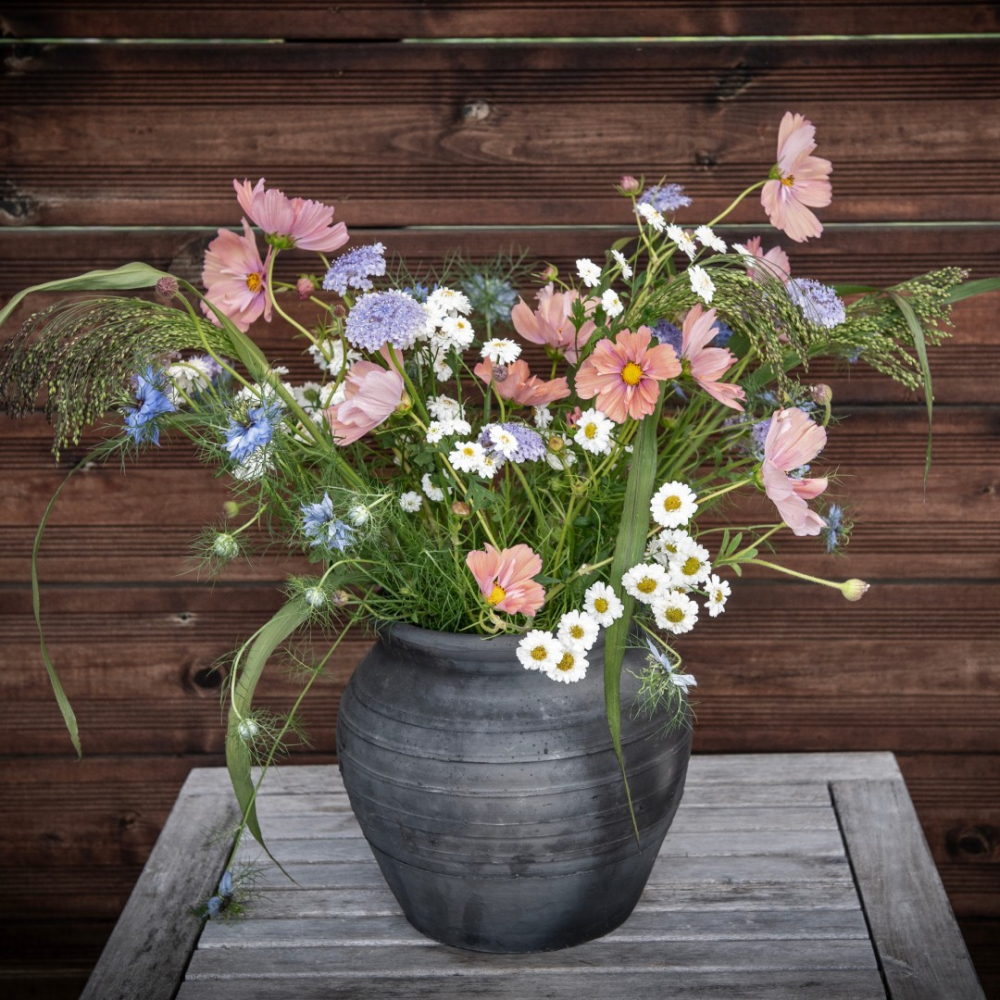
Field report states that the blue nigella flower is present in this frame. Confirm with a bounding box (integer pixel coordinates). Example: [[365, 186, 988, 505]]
[[124, 366, 176, 446], [301, 493, 354, 551], [787, 278, 846, 329], [645, 638, 671, 669], [712, 320, 734, 348], [344, 289, 428, 352], [322, 243, 387, 296], [845, 346, 863, 364], [460, 273, 519, 326], [206, 870, 233, 918], [652, 318, 683, 355], [636, 183, 692, 214], [225, 402, 280, 463], [822, 504, 845, 554], [402, 281, 430, 303]]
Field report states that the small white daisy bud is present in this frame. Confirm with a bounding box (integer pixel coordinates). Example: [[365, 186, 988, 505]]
[[212, 533, 240, 560], [841, 579, 870, 601]]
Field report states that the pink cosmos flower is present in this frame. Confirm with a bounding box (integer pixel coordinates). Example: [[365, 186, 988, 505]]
[[680, 305, 746, 411], [760, 113, 833, 243], [325, 360, 404, 446], [474, 358, 570, 407], [574, 327, 680, 423], [466, 543, 546, 617], [743, 236, 791, 285], [201, 219, 273, 332], [234, 178, 350, 253], [510, 283, 597, 363], [761, 407, 829, 536]]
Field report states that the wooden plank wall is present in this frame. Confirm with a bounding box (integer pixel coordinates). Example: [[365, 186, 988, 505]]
[[0, 4, 998, 996]]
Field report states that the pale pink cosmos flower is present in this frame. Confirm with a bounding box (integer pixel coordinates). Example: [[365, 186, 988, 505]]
[[466, 543, 546, 617], [234, 178, 350, 253], [743, 236, 791, 285], [473, 358, 570, 407], [510, 283, 597, 363], [201, 218, 273, 332], [760, 113, 832, 243], [761, 407, 829, 536], [575, 327, 680, 423], [325, 360, 404, 446], [680, 305, 745, 411]]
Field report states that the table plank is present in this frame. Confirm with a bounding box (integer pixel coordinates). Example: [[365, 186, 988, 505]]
[[833, 779, 986, 1000]]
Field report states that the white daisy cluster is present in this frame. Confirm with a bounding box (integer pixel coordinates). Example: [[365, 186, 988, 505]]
[[399, 490, 423, 513], [308, 339, 362, 377], [666, 224, 697, 260], [290, 381, 344, 422], [695, 225, 727, 254], [688, 264, 715, 304], [424, 395, 472, 444], [164, 356, 215, 403], [601, 289, 624, 318], [611, 249, 633, 280], [572, 408, 615, 456], [515, 581, 625, 684], [410, 287, 475, 380]]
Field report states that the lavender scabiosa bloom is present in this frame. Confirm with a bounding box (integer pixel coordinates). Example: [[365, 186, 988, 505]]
[[502, 423, 547, 463], [788, 278, 846, 329], [301, 493, 354, 551], [461, 273, 519, 326], [651, 319, 683, 355], [322, 243, 387, 296], [225, 401, 281, 462], [636, 183, 691, 215], [124, 367, 176, 445], [344, 289, 427, 352]]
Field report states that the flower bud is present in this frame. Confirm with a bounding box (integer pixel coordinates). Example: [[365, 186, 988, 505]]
[[492, 363, 509, 383], [333, 589, 351, 607], [540, 263, 559, 282], [547, 435, 564, 453], [451, 500, 471, 518], [222, 501, 240, 519], [841, 578, 870, 601], [303, 586, 326, 608], [810, 383, 833, 406], [619, 174, 641, 194], [155, 276, 179, 300], [394, 391, 412, 415], [211, 532, 240, 560], [297, 276, 317, 300], [332, 304, 347, 319], [347, 504, 370, 526], [237, 719, 259, 740]]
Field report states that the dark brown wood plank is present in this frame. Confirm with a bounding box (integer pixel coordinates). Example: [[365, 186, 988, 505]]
[[4, 2, 999, 40], [1, 41, 997, 226], [833, 778, 986, 1000]]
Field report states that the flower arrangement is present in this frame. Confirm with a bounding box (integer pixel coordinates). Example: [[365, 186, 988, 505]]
[[0, 112, 991, 859]]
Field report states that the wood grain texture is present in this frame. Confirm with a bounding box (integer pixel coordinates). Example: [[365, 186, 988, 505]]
[[4, 1, 999, 40], [833, 778, 986, 1000], [1, 41, 998, 226]]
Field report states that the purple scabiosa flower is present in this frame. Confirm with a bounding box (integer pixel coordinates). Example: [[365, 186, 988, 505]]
[[787, 278, 846, 329], [225, 401, 280, 463], [461, 273, 519, 326], [124, 367, 176, 446], [301, 493, 354, 551], [636, 183, 692, 215], [651, 318, 683, 355], [344, 289, 427, 352], [322, 243, 387, 296], [502, 422, 547, 463]]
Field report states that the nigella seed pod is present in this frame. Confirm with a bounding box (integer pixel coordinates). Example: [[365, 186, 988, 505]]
[[155, 276, 179, 299], [212, 532, 240, 560], [304, 587, 326, 608]]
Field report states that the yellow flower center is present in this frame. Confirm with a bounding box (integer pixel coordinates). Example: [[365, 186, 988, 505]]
[[681, 557, 701, 577], [487, 584, 506, 606], [530, 645, 548, 662], [713, 589, 724, 602], [246, 272, 263, 293], [593, 597, 609, 613], [621, 362, 643, 386], [463, 446, 475, 456], [637, 577, 657, 594], [781, 174, 795, 187], [584, 422, 598, 439], [665, 607, 685, 624], [662, 495, 681, 512], [569, 624, 585, 640], [556, 652, 575, 672]]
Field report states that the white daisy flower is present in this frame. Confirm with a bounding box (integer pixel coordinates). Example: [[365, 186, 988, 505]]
[[432, 354, 454, 381], [533, 406, 553, 430], [399, 491, 423, 513], [545, 647, 589, 684], [477, 452, 503, 479], [425, 421, 449, 445], [480, 338, 521, 365], [611, 249, 633, 279], [646, 529, 694, 566], [428, 395, 464, 422], [421, 473, 447, 502], [583, 581, 625, 627], [516, 631, 564, 672], [576, 258, 602, 288], [449, 440, 485, 473], [573, 408, 614, 455], [670, 542, 712, 588], [622, 563, 672, 605], [650, 481, 699, 529], [733, 242, 751, 257], [308, 339, 362, 376], [695, 225, 727, 253], [347, 504, 371, 526], [653, 591, 700, 634], [688, 264, 715, 304], [705, 573, 731, 617], [488, 427, 520, 460], [426, 287, 471, 320], [601, 289, 624, 318], [557, 610, 601, 652], [666, 224, 697, 259], [637, 203, 666, 232], [438, 314, 476, 351]]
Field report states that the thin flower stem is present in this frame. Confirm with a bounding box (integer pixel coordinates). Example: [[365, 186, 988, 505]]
[[744, 558, 847, 592], [509, 460, 546, 531], [266, 254, 321, 348], [728, 523, 784, 561], [697, 477, 755, 505], [706, 179, 766, 229]]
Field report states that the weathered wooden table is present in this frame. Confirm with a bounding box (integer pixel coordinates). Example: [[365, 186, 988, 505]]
[[82, 753, 984, 999]]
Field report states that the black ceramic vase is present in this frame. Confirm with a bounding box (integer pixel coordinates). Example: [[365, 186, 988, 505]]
[[336, 622, 692, 953]]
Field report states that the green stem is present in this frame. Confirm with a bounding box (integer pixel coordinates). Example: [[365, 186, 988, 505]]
[[697, 477, 755, 506], [706, 179, 766, 228], [266, 253, 321, 347], [744, 558, 848, 592]]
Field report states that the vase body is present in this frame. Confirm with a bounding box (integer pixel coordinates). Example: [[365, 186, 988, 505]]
[[336, 622, 692, 953]]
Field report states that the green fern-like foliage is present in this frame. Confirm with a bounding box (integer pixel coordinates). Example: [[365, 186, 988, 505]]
[[0, 297, 231, 455]]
